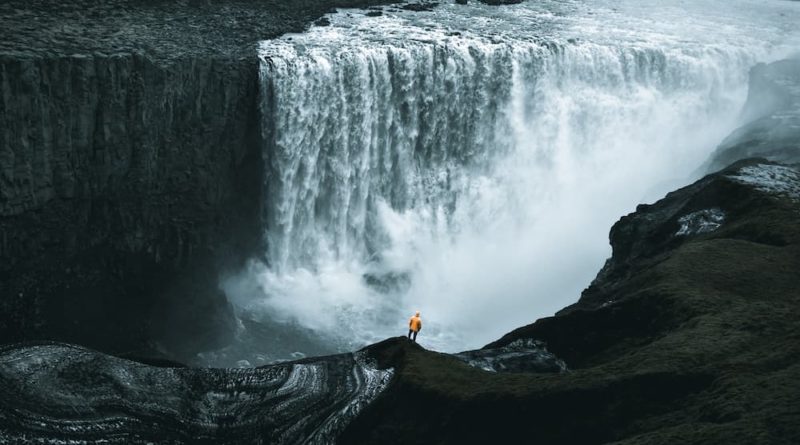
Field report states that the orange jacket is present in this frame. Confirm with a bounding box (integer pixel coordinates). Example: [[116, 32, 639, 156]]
[[409, 312, 422, 332]]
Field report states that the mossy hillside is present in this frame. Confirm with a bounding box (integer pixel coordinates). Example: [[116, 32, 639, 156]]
[[342, 162, 800, 445]]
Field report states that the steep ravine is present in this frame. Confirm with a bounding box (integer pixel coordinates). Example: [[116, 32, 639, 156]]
[[0, 0, 394, 359]]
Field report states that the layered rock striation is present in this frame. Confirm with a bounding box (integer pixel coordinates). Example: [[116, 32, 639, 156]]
[[0, 341, 392, 444]]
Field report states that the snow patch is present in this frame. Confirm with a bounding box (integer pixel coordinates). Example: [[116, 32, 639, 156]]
[[727, 164, 800, 202], [676, 208, 725, 236], [455, 338, 567, 373]]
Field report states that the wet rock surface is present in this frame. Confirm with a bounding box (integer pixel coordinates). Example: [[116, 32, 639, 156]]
[[401, 2, 439, 11], [478, 0, 524, 4], [0, 342, 393, 444], [454, 338, 567, 373]]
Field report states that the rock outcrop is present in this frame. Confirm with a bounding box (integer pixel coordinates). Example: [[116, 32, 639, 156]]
[[342, 159, 800, 444], [454, 338, 567, 373], [0, 341, 392, 444]]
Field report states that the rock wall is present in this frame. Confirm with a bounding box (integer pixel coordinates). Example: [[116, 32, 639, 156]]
[[0, 53, 262, 356], [0, 342, 393, 444], [0, 0, 393, 359]]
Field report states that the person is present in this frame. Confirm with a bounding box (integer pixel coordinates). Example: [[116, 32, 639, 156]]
[[408, 311, 422, 342]]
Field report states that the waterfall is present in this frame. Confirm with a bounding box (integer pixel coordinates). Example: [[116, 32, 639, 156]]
[[223, 0, 800, 356]]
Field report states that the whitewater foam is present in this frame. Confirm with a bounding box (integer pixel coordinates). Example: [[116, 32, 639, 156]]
[[220, 0, 800, 359]]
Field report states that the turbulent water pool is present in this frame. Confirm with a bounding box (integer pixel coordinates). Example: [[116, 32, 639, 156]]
[[218, 0, 800, 363]]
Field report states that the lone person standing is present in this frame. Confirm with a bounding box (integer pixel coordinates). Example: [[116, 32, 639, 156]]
[[408, 311, 422, 342]]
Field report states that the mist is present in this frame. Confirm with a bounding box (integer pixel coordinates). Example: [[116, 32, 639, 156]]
[[220, 0, 800, 361]]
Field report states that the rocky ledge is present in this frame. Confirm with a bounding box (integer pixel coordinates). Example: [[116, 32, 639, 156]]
[[2, 158, 798, 444], [339, 58, 800, 444], [0, 341, 393, 444], [342, 159, 800, 444]]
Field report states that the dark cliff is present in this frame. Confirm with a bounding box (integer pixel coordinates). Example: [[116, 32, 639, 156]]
[[341, 60, 800, 445], [0, 0, 391, 360], [341, 159, 800, 444]]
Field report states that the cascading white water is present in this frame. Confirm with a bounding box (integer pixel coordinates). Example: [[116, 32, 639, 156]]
[[223, 0, 800, 357]]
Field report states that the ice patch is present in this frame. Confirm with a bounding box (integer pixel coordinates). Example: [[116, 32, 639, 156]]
[[455, 338, 567, 373], [727, 164, 800, 202], [676, 208, 725, 236]]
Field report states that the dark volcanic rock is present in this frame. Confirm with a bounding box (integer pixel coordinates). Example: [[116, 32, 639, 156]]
[[0, 52, 262, 357], [0, 342, 393, 444], [455, 338, 567, 373], [493, 159, 800, 363], [401, 2, 439, 12], [706, 57, 800, 172], [342, 161, 800, 445], [479, 0, 524, 5], [3, 157, 799, 444], [0, 0, 391, 358]]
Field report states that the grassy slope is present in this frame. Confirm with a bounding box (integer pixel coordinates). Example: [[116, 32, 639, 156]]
[[340, 162, 800, 445]]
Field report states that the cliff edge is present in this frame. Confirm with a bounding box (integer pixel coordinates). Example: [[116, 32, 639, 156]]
[[0, 0, 390, 360]]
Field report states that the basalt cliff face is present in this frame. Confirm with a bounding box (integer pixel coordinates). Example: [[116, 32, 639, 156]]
[[0, 0, 391, 359], [0, 341, 393, 444]]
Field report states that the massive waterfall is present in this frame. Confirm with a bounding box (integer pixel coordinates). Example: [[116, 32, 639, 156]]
[[222, 0, 800, 360]]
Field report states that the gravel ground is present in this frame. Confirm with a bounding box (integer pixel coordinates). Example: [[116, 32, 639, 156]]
[[0, 0, 397, 60]]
